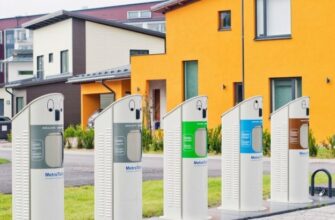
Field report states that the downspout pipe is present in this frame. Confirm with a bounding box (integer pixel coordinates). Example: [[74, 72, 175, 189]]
[[99, 80, 116, 97], [5, 87, 14, 118], [241, 0, 245, 100]]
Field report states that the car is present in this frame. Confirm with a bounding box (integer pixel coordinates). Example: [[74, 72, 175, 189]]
[[0, 116, 11, 140], [87, 109, 102, 128]]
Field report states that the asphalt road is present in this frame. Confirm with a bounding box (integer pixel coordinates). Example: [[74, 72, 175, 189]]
[[1, 148, 335, 194]]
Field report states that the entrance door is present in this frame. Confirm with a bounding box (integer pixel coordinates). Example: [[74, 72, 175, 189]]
[[149, 80, 166, 130], [153, 89, 160, 122], [100, 93, 115, 110]]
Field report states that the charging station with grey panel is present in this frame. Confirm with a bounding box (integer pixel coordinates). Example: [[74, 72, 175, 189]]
[[12, 93, 64, 220]]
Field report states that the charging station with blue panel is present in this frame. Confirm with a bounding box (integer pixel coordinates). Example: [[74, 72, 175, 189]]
[[221, 96, 264, 211]]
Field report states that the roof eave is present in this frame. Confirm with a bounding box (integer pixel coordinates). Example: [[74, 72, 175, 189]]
[[151, 0, 197, 13]]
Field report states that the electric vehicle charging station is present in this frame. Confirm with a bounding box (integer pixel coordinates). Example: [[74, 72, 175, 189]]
[[221, 96, 264, 211], [162, 96, 208, 220], [12, 93, 64, 220], [270, 96, 311, 203], [94, 95, 142, 220]]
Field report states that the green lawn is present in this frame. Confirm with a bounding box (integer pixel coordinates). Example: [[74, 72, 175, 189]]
[[0, 175, 333, 219], [0, 158, 9, 165]]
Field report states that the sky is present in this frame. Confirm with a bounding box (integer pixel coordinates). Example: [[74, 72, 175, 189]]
[[0, 0, 162, 19]]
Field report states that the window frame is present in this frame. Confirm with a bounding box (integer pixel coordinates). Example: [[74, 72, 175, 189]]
[[16, 97, 24, 113], [18, 70, 33, 75], [36, 55, 44, 79], [255, 0, 292, 40], [127, 10, 152, 19], [183, 60, 199, 101], [49, 53, 53, 63], [60, 50, 69, 74], [219, 10, 232, 31], [233, 82, 244, 105], [270, 77, 302, 112], [0, 31, 2, 44]]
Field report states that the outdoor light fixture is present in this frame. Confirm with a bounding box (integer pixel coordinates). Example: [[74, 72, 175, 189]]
[[222, 84, 226, 90], [326, 77, 331, 84]]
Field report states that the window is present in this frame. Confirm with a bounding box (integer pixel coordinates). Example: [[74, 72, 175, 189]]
[[16, 97, 24, 113], [234, 82, 244, 104], [0, 63, 3, 72], [0, 99, 3, 116], [130, 50, 149, 56], [127, 10, 152, 19], [37, 55, 44, 79], [49, 53, 53, 63], [147, 22, 166, 33], [271, 78, 301, 111], [256, 0, 291, 38], [5, 30, 15, 58], [184, 61, 198, 100], [18, 71, 33, 75], [61, 50, 69, 74], [0, 31, 2, 44], [219, 11, 231, 30]]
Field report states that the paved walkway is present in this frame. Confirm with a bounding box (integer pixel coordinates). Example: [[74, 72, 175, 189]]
[[261, 205, 335, 219]]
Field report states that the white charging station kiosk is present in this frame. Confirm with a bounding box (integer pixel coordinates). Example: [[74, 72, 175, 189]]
[[12, 93, 64, 220], [162, 96, 208, 220], [94, 95, 142, 220], [221, 96, 263, 211], [270, 96, 311, 203]]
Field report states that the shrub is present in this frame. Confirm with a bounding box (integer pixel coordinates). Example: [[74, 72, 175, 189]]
[[142, 128, 153, 152], [7, 133, 12, 143], [151, 129, 164, 152], [64, 125, 76, 139], [263, 130, 271, 156], [81, 128, 94, 149], [309, 130, 318, 157], [324, 134, 335, 157], [208, 126, 221, 154]]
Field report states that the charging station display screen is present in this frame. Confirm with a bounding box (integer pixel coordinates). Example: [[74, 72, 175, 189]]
[[182, 121, 207, 158], [113, 123, 142, 163], [240, 120, 263, 154], [289, 119, 309, 150], [30, 125, 64, 169]]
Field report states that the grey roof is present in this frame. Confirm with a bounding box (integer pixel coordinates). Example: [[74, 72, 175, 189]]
[[22, 10, 165, 38], [5, 75, 70, 89], [152, 0, 197, 13], [67, 65, 131, 84]]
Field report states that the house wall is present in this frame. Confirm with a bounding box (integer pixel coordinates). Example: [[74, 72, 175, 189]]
[[81, 79, 130, 127], [243, 0, 335, 141], [0, 88, 12, 117], [85, 21, 165, 72], [26, 82, 80, 127], [8, 61, 33, 82], [132, 0, 242, 130], [33, 19, 73, 78], [132, 0, 335, 141]]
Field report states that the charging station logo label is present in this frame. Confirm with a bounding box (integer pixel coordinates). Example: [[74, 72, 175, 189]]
[[44, 171, 64, 179], [126, 165, 142, 172], [193, 159, 207, 166]]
